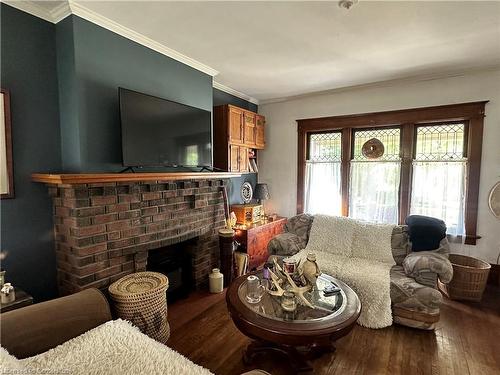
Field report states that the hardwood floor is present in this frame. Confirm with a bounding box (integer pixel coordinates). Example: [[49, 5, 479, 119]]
[[167, 286, 500, 375]]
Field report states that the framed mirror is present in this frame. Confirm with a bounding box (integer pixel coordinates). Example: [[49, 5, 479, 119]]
[[0, 89, 14, 199], [489, 181, 500, 219]]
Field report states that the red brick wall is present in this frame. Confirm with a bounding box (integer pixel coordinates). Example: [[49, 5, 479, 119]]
[[50, 179, 227, 295]]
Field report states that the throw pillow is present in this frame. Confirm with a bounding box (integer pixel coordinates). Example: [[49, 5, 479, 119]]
[[405, 215, 446, 251]]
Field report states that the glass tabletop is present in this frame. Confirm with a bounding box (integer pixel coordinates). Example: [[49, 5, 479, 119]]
[[237, 272, 347, 322]]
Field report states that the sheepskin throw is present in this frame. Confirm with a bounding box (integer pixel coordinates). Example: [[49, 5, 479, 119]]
[[294, 215, 395, 329], [2, 319, 212, 375]]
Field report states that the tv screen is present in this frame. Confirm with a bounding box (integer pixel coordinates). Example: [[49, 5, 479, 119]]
[[119, 88, 212, 168]]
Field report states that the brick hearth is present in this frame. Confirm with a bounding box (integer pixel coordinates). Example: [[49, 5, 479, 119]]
[[48, 179, 227, 295]]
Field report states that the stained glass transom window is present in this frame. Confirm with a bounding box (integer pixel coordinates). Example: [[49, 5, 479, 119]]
[[353, 128, 401, 161], [415, 123, 466, 161], [308, 132, 342, 162]]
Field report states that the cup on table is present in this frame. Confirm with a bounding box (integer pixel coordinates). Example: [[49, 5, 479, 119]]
[[246, 275, 265, 304], [283, 258, 297, 274], [281, 291, 297, 312]]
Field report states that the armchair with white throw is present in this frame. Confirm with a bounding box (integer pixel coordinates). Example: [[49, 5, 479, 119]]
[[268, 214, 453, 330]]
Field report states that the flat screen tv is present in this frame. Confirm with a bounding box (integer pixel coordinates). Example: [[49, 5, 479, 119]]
[[119, 88, 212, 168]]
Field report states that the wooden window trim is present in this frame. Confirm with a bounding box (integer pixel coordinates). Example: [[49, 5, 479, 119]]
[[0, 88, 14, 199], [297, 101, 488, 245]]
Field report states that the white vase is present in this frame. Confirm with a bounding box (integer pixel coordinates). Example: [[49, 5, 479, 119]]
[[209, 268, 224, 293], [302, 252, 321, 287]]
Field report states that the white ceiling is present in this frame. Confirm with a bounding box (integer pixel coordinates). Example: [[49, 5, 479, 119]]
[[9, 1, 500, 103]]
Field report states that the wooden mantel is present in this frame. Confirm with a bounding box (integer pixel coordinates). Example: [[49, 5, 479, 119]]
[[31, 172, 241, 185]]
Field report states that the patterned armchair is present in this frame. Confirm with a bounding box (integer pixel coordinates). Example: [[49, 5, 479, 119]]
[[268, 214, 453, 330]]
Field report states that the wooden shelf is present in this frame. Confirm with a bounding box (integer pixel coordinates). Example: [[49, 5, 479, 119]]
[[31, 172, 242, 185]]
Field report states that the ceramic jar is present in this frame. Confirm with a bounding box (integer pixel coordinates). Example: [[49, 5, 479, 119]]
[[1, 282, 15, 304], [209, 268, 224, 293], [302, 252, 321, 287]]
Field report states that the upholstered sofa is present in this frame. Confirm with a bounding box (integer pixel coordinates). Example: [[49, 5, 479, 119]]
[[0, 288, 268, 375], [268, 214, 453, 330]]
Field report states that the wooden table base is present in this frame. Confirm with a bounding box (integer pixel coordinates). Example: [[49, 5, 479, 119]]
[[243, 340, 336, 373], [227, 273, 360, 374]]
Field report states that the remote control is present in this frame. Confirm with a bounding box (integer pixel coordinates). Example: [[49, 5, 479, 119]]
[[323, 284, 341, 296]]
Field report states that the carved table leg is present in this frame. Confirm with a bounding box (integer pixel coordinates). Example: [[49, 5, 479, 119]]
[[302, 341, 336, 360], [243, 341, 314, 373]]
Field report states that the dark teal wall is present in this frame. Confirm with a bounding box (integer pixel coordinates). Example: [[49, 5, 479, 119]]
[[227, 174, 258, 204], [213, 87, 258, 112], [57, 16, 213, 172], [0, 7, 257, 302], [0, 4, 61, 301], [56, 16, 81, 171]]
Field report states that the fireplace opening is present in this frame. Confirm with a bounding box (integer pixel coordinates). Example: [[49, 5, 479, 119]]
[[146, 238, 196, 302]]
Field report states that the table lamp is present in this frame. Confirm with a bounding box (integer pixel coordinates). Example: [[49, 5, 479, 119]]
[[253, 183, 270, 219]]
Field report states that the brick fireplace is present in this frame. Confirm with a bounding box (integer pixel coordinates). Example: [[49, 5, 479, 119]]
[[44, 177, 228, 295]]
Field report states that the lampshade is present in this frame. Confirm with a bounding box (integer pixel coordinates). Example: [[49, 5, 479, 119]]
[[254, 183, 270, 201]]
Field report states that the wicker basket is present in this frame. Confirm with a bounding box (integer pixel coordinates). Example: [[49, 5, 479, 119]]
[[443, 254, 491, 302], [109, 272, 170, 343]]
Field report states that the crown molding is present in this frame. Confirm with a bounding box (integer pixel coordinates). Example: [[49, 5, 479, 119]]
[[2, 0, 54, 23], [2, 0, 218, 76], [50, 1, 71, 23], [259, 65, 500, 106], [67, 1, 219, 77], [213, 81, 259, 105], [2, 0, 259, 104]]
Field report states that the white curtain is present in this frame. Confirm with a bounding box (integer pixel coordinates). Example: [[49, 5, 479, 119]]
[[304, 161, 342, 216], [349, 162, 400, 224], [410, 161, 466, 236]]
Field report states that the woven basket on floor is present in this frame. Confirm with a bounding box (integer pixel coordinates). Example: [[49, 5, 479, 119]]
[[443, 254, 491, 302], [109, 272, 170, 343]]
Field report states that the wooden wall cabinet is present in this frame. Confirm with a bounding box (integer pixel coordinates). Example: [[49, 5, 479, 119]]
[[255, 114, 265, 149], [213, 105, 265, 172], [243, 112, 256, 147], [229, 145, 249, 172], [228, 106, 244, 144]]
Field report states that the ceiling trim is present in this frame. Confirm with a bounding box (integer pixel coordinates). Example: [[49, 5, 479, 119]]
[[259, 65, 500, 106], [50, 1, 71, 23], [67, 1, 219, 77], [2, 0, 260, 104], [2, 0, 55, 23], [213, 81, 259, 105]]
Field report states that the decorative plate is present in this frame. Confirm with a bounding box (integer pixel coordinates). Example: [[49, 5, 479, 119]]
[[241, 182, 253, 204], [488, 181, 500, 219], [362, 138, 385, 159]]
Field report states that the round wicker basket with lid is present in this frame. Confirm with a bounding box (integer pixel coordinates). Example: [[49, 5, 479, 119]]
[[109, 272, 170, 343]]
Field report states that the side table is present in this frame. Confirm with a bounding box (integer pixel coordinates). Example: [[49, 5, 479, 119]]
[[0, 288, 33, 313], [109, 272, 170, 343], [234, 217, 286, 271]]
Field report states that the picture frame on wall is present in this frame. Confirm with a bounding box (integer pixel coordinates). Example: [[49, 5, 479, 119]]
[[0, 89, 14, 199]]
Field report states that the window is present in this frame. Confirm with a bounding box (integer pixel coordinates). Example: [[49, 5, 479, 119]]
[[350, 128, 401, 224], [297, 101, 487, 245], [305, 132, 342, 215], [410, 123, 467, 236]]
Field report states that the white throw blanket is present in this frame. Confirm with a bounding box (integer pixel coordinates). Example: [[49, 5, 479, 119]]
[[1, 319, 212, 375], [293, 215, 395, 329]]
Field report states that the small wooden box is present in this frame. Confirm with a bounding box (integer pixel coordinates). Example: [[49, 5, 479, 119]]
[[231, 204, 263, 224]]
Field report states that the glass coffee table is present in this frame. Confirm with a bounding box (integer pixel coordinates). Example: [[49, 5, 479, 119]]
[[226, 271, 361, 373]]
